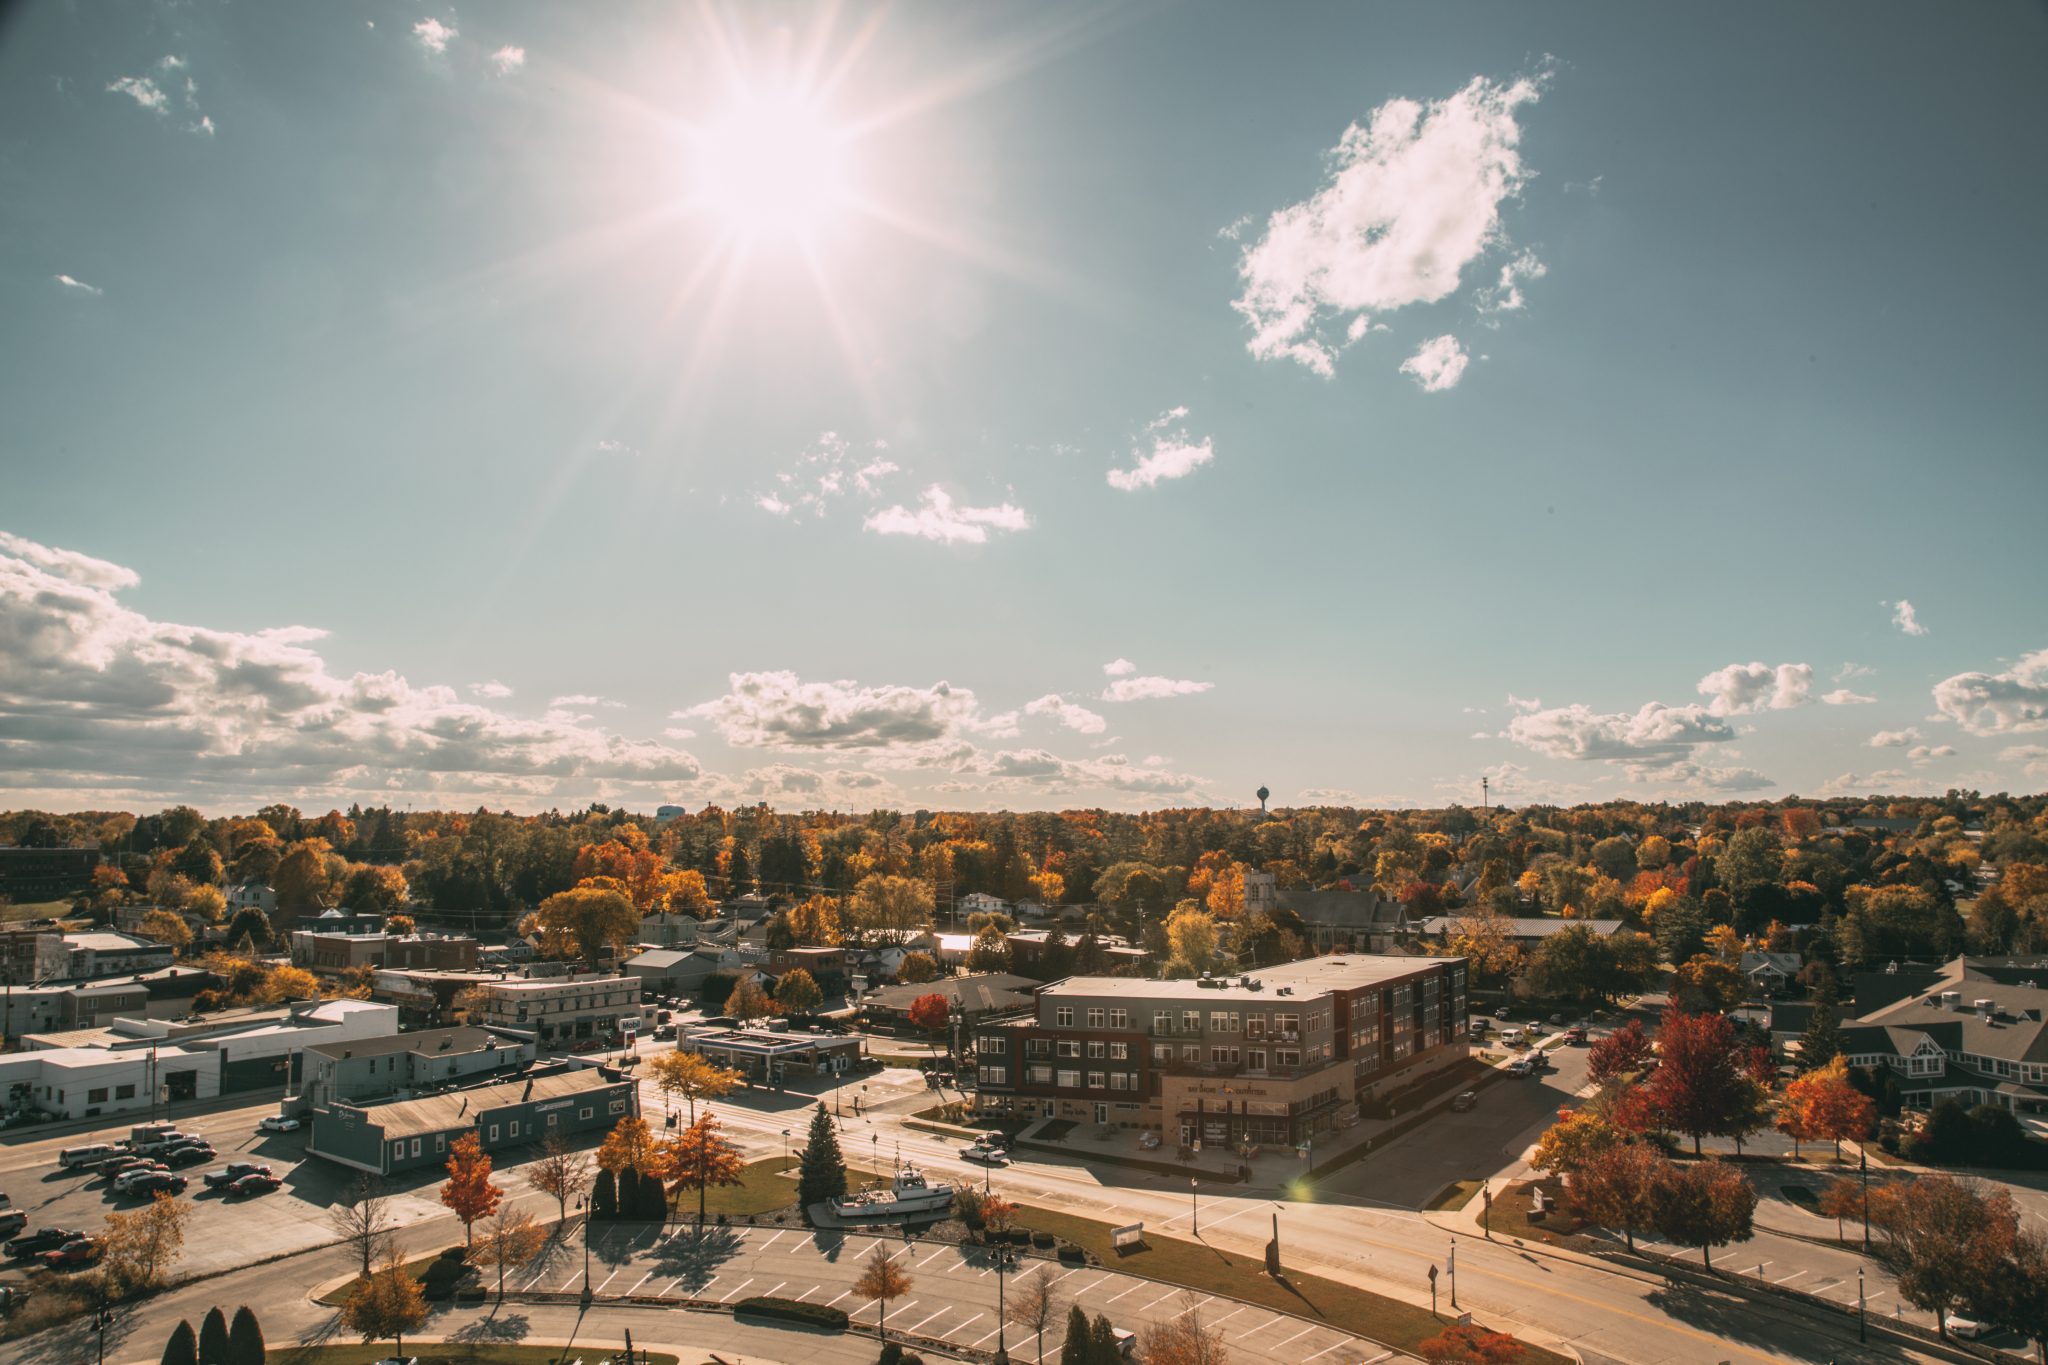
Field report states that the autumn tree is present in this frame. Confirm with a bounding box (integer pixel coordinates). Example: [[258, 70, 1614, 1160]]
[[775, 967, 823, 1019], [185, 884, 227, 922], [647, 1049, 739, 1121], [258, 964, 319, 1003], [665, 1112, 747, 1228], [1532, 1106, 1625, 1176], [271, 840, 333, 916], [439, 1131, 503, 1247], [1970, 1225, 2048, 1359], [1800, 967, 1844, 1070], [853, 1243, 914, 1342], [1625, 1006, 1770, 1155], [329, 1174, 394, 1275], [898, 951, 939, 983], [137, 909, 193, 955], [526, 1134, 593, 1225], [1567, 1142, 1665, 1251], [1447, 908, 1523, 989], [468, 1205, 546, 1300], [1650, 1159, 1757, 1268], [1868, 1174, 2018, 1339], [384, 912, 416, 936], [787, 894, 845, 946], [1670, 954, 1746, 1014], [1164, 903, 1220, 978], [1137, 1300, 1229, 1365], [597, 1114, 662, 1176], [966, 927, 1013, 974], [1777, 1057, 1875, 1161], [724, 974, 776, 1024], [1817, 1176, 1867, 1244], [1588, 1019, 1654, 1087], [341, 1247, 429, 1359], [907, 993, 950, 1034], [850, 874, 935, 945], [525, 885, 637, 969], [1008, 1265, 1065, 1365], [100, 1190, 192, 1292]]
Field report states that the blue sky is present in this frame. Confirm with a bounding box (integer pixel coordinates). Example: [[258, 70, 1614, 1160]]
[[3, 1, 2045, 815]]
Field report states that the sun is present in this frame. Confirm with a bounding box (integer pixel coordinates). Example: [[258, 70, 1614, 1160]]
[[691, 89, 856, 244]]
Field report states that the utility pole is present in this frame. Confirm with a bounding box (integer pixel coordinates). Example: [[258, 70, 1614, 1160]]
[[1191, 1178, 1200, 1235], [1860, 1147, 1870, 1251]]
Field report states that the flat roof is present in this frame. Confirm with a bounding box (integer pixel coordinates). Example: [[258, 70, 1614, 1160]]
[[1040, 955, 1450, 1002], [305, 1026, 507, 1061], [1250, 955, 1457, 990], [349, 1067, 622, 1140], [685, 1027, 858, 1054]]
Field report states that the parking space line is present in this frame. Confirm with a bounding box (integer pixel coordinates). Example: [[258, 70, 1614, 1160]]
[[905, 1308, 950, 1334], [948, 1313, 985, 1339], [1140, 1289, 1180, 1312], [759, 1230, 788, 1250], [1207, 1307, 1247, 1328], [917, 1245, 952, 1268], [1775, 1270, 1807, 1285], [1271, 1325, 1320, 1351], [625, 1269, 656, 1295], [1233, 1316, 1282, 1339], [718, 1277, 756, 1303], [659, 1278, 687, 1297], [1050, 1268, 1090, 1287], [762, 1280, 788, 1299], [867, 1299, 918, 1326], [1303, 1342, 1352, 1362], [595, 1265, 626, 1293], [795, 1285, 818, 1301], [972, 1325, 1004, 1347], [1362, 1352, 1395, 1364], [827, 1289, 853, 1307]]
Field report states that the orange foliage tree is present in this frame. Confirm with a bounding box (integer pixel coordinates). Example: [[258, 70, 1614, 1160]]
[[439, 1132, 503, 1246]]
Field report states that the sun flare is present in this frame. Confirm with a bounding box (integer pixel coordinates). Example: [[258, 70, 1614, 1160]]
[[692, 89, 855, 243]]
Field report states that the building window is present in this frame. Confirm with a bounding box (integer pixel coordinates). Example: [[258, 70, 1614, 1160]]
[[1087, 1071, 1106, 1089], [488, 1125, 500, 1142], [1181, 1045, 1200, 1063], [1056, 1007, 1075, 1026], [115, 1084, 135, 1100], [1155, 1011, 1172, 1035], [609, 1098, 627, 1114], [981, 1066, 1009, 1086], [1182, 1010, 1200, 1032], [1248, 1050, 1267, 1072], [1057, 1040, 1080, 1058], [1110, 1073, 1132, 1091], [1087, 1008, 1105, 1027], [1210, 1047, 1238, 1065], [983, 1037, 1008, 1056], [1277, 1049, 1301, 1067], [1029, 1066, 1054, 1084], [1058, 1069, 1081, 1088], [436, 1135, 447, 1152], [1087, 1042, 1106, 1059], [392, 1141, 404, 1160], [1152, 1044, 1171, 1063], [1110, 1042, 1129, 1060], [1109, 1009, 1129, 1028], [579, 1107, 594, 1120]]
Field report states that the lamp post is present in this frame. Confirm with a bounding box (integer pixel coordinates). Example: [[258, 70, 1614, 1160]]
[[92, 1299, 114, 1365], [782, 1128, 792, 1169], [577, 1194, 592, 1304], [992, 1241, 1018, 1365], [1860, 1147, 1870, 1251], [1448, 1241, 1457, 1309], [1191, 1178, 1200, 1235], [1858, 1265, 1867, 1343], [1481, 1182, 1492, 1239]]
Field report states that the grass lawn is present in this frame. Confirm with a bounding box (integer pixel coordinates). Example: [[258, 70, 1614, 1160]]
[[1009, 1203, 1571, 1365], [270, 1346, 678, 1365], [1425, 1179, 1483, 1212], [0, 898, 73, 922], [1483, 1179, 1589, 1248]]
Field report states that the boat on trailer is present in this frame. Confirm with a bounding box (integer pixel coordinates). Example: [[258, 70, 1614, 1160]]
[[831, 1166, 956, 1221]]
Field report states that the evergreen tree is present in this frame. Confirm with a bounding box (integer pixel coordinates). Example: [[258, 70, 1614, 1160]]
[[227, 1308, 265, 1365], [640, 1167, 672, 1222], [198, 1308, 230, 1365], [1060, 1305, 1090, 1365], [590, 1167, 617, 1221], [798, 1103, 847, 1214], [161, 1321, 198, 1365], [1088, 1313, 1120, 1365], [1800, 966, 1844, 1070]]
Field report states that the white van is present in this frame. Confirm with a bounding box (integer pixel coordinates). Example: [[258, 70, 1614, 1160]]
[[59, 1142, 118, 1170]]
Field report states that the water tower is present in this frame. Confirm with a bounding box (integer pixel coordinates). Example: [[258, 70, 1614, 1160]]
[[1256, 785, 1270, 818]]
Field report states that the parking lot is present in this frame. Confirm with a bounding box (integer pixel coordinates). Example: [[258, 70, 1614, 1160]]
[[519, 1220, 1415, 1365]]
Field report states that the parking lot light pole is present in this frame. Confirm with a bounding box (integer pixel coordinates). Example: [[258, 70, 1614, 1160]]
[[1191, 1179, 1200, 1235], [1860, 1147, 1871, 1251], [993, 1243, 1018, 1365], [577, 1195, 592, 1304], [1858, 1265, 1867, 1343]]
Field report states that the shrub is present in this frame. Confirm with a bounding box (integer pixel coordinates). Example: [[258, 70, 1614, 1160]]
[[1058, 1245, 1085, 1264], [455, 1286, 487, 1304], [735, 1295, 851, 1331], [1031, 1231, 1055, 1248], [880, 1344, 904, 1365]]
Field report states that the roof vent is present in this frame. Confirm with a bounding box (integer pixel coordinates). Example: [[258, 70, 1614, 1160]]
[[1974, 998, 1995, 1016]]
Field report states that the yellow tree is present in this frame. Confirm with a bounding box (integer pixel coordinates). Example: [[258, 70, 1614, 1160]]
[[596, 1114, 661, 1176], [853, 1243, 914, 1342], [185, 884, 227, 922], [1165, 904, 1219, 977], [850, 874, 934, 945], [524, 885, 637, 969], [99, 1190, 192, 1292], [1779, 1057, 1876, 1161], [1704, 924, 1745, 963], [439, 1132, 503, 1247], [468, 1206, 546, 1300], [787, 894, 844, 946], [136, 910, 193, 955], [724, 975, 776, 1025], [664, 1112, 746, 1229], [259, 965, 320, 1003], [647, 1051, 738, 1122], [342, 1247, 429, 1358]]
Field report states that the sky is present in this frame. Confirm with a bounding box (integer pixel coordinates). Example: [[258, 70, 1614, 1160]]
[[2, 1, 2046, 817]]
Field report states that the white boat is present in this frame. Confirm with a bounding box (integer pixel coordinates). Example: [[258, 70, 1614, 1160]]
[[831, 1167, 956, 1221]]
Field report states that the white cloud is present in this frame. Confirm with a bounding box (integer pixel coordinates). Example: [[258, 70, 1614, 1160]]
[[1480, 250, 1547, 316], [1103, 659, 1136, 677], [491, 45, 526, 74], [1232, 72, 1545, 375], [1817, 770, 1910, 797], [755, 494, 791, 517], [1821, 689, 1876, 706], [1888, 599, 1929, 636], [685, 671, 981, 752], [1933, 648, 2048, 735], [1836, 662, 1877, 682], [0, 532, 701, 806], [595, 438, 637, 458], [1906, 745, 1955, 765], [1647, 762, 1775, 793], [1869, 728, 1920, 748], [1696, 661, 1812, 716], [413, 19, 457, 55], [1023, 694, 1107, 735], [1102, 674, 1214, 703], [1506, 693, 1542, 714], [191, 115, 215, 136], [106, 76, 168, 114], [1398, 335, 1470, 392], [551, 694, 622, 710], [52, 274, 103, 297], [1507, 700, 1734, 768], [971, 748, 1207, 799], [2002, 745, 2048, 779], [1107, 408, 1215, 491], [863, 486, 1030, 545], [754, 433, 899, 522], [468, 681, 514, 700]]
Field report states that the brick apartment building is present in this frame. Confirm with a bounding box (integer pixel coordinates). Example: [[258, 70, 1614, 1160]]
[[974, 953, 1467, 1148]]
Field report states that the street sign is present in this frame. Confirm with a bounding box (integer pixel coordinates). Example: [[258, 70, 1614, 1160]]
[[1112, 1223, 1144, 1250], [1428, 1264, 1438, 1283]]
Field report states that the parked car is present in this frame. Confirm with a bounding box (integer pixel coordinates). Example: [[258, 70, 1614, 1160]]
[[960, 1146, 1010, 1166], [114, 1165, 177, 1194], [1450, 1091, 1478, 1112], [58, 1143, 118, 1170], [205, 1163, 273, 1190], [134, 1132, 204, 1156], [1506, 1058, 1535, 1078], [99, 1156, 166, 1181], [162, 1145, 214, 1168], [0, 1211, 26, 1238], [1548, 1013, 1566, 1026], [126, 1172, 188, 1198], [40, 1237, 103, 1269], [258, 1116, 301, 1134], [227, 1173, 282, 1197], [1945, 1314, 1984, 1340], [7, 1227, 84, 1258]]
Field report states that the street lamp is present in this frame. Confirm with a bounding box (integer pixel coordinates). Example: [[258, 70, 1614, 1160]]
[[782, 1128, 792, 1169], [1191, 1178, 1200, 1235], [991, 1241, 1019, 1365], [577, 1194, 592, 1304], [92, 1299, 114, 1365], [1858, 1265, 1867, 1343], [1859, 1147, 1871, 1252]]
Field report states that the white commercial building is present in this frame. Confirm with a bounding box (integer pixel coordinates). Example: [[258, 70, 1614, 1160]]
[[0, 1044, 222, 1121]]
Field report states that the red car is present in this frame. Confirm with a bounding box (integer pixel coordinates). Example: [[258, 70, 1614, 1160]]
[[39, 1237, 103, 1268], [228, 1173, 281, 1197]]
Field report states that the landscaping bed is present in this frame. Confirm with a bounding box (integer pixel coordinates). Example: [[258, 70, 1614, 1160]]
[[1484, 1178, 1591, 1248], [269, 1347, 678, 1365], [734, 1294, 851, 1330]]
